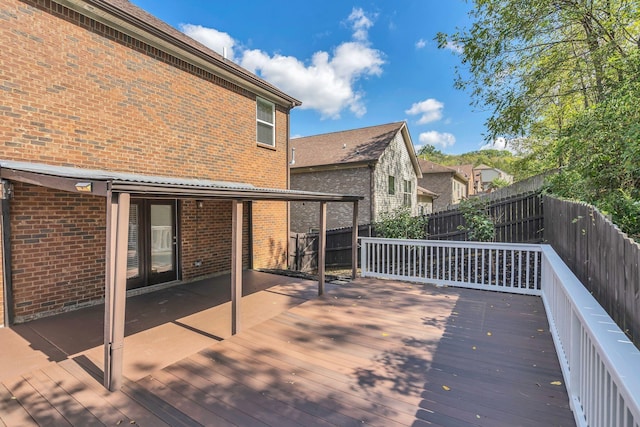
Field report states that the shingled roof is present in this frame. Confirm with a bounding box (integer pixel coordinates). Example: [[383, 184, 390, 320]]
[[291, 122, 421, 175], [418, 159, 468, 182], [67, 0, 300, 107]]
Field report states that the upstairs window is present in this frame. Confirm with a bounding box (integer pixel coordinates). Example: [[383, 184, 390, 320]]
[[403, 180, 412, 206], [388, 175, 395, 195], [256, 97, 275, 147]]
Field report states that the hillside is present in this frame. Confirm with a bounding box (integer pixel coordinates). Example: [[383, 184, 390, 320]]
[[418, 145, 522, 180]]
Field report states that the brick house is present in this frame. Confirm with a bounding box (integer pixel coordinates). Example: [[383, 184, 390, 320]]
[[417, 159, 469, 212], [417, 186, 438, 215], [0, 0, 360, 390], [290, 122, 422, 232]]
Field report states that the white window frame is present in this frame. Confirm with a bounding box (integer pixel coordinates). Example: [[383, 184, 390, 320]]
[[403, 179, 412, 207], [256, 97, 275, 147]]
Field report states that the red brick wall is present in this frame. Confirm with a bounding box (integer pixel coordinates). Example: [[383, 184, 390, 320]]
[[0, 0, 290, 321], [180, 199, 250, 280], [10, 183, 106, 322]]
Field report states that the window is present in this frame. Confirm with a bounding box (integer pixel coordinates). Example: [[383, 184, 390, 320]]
[[403, 180, 412, 206], [388, 175, 395, 195], [256, 97, 275, 146]]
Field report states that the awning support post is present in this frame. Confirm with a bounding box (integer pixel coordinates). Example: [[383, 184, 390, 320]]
[[104, 191, 130, 392], [231, 200, 243, 335], [318, 201, 327, 295]]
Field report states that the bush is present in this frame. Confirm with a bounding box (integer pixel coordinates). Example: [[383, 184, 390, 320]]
[[457, 198, 495, 242], [374, 206, 428, 239]]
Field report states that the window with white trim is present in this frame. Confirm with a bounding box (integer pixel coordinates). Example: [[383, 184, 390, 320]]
[[403, 180, 412, 206], [256, 97, 275, 146]]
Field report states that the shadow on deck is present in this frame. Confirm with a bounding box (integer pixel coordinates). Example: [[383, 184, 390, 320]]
[[0, 274, 575, 426]]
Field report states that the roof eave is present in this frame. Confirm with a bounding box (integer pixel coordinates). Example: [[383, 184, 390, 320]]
[[399, 123, 422, 178]]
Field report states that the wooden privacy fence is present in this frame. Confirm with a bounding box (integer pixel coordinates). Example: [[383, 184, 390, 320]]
[[427, 192, 544, 242], [544, 196, 640, 347], [289, 192, 544, 271], [289, 224, 374, 272]]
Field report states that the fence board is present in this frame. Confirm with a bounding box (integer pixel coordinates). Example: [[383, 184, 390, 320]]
[[289, 225, 373, 272], [427, 192, 544, 243], [543, 196, 640, 349]]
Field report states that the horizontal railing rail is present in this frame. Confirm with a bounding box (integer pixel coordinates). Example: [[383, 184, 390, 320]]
[[540, 246, 640, 427], [359, 237, 639, 427], [360, 237, 542, 295]]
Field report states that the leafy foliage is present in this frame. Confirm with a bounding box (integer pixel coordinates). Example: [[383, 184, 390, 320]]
[[547, 73, 640, 238], [490, 177, 510, 189], [438, 0, 640, 238], [374, 206, 428, 239], [457, 198, 495, 242]]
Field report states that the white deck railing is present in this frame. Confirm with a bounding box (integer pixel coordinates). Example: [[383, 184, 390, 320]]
[[360, 237, 640, 427]]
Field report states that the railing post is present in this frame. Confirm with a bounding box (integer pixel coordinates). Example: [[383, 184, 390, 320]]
[[360, 238, 368, 277]]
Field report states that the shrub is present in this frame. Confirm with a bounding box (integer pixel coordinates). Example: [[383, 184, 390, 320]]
[[374, 206, 428, 239], [457, 198, 495, 242]]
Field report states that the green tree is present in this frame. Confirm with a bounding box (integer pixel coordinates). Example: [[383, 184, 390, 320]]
[[457, 198, 495, 242], [438, 0, 640, 238], [418, 144, 446, 163], [437, 0, 640, 143]]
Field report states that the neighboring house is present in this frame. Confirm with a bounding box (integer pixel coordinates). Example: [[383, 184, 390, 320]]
[[451, 164, 483, 195], [418, 159, 469, 212], [0, 0, 361, 339], [417, 186, 438, 215], [290, 122, 422, 232], [475, 164, 514, 192]]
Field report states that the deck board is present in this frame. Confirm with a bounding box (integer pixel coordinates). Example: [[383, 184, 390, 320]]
[[0, 273, 576, 426]]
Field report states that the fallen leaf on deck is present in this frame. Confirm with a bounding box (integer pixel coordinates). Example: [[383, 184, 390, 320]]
[[472, 346, 477, 350], [487, 332, 492, 336], [382, 332, 389, 337], [550, 381, 563, 386], [537, 329, 544, 332], [442, 385, 451, 391]]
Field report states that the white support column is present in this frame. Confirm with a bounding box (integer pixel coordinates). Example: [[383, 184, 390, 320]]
[[318, 201, 327, 295], [104, 192, 130, 392], [351, 200, 359, 279], [231, 200, 243, 335]]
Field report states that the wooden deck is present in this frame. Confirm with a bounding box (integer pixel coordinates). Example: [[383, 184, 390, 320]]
[[0, 273, 576, 426]]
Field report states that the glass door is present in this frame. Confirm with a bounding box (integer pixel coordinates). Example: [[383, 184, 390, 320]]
[[149, 202, 176, 284], [127, 200, 177, 290]]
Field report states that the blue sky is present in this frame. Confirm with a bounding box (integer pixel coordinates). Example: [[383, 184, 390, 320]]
[[129, 0, 500, 155]]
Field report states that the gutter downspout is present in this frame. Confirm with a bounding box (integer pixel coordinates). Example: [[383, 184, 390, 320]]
[[1, 180, 13, 326]]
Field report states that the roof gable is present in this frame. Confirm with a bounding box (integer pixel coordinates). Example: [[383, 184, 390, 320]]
[[418, 159, 468, 182], [291, 122, 406, 168]]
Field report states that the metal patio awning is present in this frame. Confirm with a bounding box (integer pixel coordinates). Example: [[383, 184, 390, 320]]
[[1, 159, 362, 392], [0, 160, 362, 202]]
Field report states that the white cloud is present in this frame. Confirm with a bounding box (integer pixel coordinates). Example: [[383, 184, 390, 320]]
[[444, 41, 463, 54], [180, 24, 237, 61], [480, 137, 517, 153], [415, 39, 427, 49], [419, 131, 456, 149], [405, 98, 444, 124], [348, 7, 374, 42], [180, 9, 383, 119]]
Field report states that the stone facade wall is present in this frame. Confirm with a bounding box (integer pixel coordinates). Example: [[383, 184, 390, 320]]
[[373, 132, 419, 218]]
